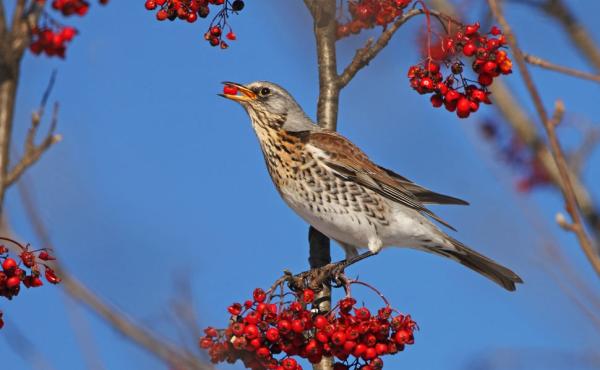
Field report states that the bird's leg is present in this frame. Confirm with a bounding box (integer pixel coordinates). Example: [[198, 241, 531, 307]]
[[341, 250, 377, 268]]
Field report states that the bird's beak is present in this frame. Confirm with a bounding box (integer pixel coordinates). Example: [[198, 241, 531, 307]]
[[219, 81, 257, 102]]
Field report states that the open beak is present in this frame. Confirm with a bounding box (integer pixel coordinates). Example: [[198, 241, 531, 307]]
[[219, 81, 257, 102]]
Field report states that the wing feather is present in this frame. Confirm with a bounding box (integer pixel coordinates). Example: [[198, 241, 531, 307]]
[[302, 130, 457, 231]]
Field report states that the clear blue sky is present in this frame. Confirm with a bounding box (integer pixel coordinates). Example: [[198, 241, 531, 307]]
[[2, 1, 600, 369]]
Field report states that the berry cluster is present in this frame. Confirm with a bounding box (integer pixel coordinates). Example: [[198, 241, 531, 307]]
[[51, 0, 89, 16], [0, 238, 60, 330], [29, 0, 108, 58], [144, 0, 244, 49], [50, 0, 109, 17], [29, 26, 77, 58], [479, 120, 551, 192], [336, 0, 412, 39], [408, 23, 513, 119], [200, 282, 416, 370]]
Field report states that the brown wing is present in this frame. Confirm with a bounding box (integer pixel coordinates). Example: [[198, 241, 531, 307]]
[[377, 165, 469, 205], [302, 130, 457, 231]]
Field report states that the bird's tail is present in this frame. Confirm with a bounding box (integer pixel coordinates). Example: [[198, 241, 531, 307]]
[[438, 237, 523, 291]]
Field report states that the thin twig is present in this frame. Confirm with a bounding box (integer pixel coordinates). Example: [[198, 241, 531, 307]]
[[569, 126, 600, 175], [5, 72, 62, 187], [524, 53, 600, 83], [488, 0, 600, 277]]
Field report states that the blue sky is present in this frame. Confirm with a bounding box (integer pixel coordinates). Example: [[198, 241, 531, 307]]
[[2, 1, 600, 369]]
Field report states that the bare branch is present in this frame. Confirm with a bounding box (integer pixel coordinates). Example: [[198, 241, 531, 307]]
[[340, 8, 440, 88], [431, 0, 600, 254], [5, 104, 61, 187], [11, 0, 43, 56], [308, 0, 340, 130], [488, 0, 600, 277], [524, 53, 600, 83], [5, 72, 61, 188], [58, 270, 212, 370], [569, 126, 600, 175], [0, 1, 7, 37], [304, 2, 339, 368], [539, 0, 600, 72], [11, 0, 27, 34], [15, 178, 213, 370]]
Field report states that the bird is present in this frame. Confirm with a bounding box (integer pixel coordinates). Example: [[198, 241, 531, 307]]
[[220, 80, 523, 291]]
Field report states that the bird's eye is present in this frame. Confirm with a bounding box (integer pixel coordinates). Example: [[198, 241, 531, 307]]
[[259, 87, 271, 96]]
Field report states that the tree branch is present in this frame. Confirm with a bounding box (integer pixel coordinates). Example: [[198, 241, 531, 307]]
[[0, 1, 7, 38], [488, 0, 600, 277], [15, 177, 213, 370], [539, 0, 600, 72], [339, 8, 450, 88], [305, 1, 339, 369], [5, 71, 61, 187], [431, 0, 600, 255], [311, 0, 339, 130], [11, 0, 27, 34], [524, 53, 600, 83], [5, 103, 61, 187]]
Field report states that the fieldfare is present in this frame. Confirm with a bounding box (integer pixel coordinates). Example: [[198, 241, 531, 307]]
[[221, 81, 523, 291]]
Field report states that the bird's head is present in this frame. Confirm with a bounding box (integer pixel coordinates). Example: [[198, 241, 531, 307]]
[[220, 81, 316, 132]]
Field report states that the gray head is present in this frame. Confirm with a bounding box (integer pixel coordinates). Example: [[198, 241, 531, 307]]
[[220, 81, 317, 132]]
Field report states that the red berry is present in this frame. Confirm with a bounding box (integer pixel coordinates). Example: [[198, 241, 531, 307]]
[[444, 99, 457, 112], [291, 319, 304, 333], [353, 343, 367, 357], [199, 337, 212, 348], [314, 315, 328, 329], [426, 61, 440, 74], [210, 26, 222, 37], [456, 97, 471, 118], [465, 22, 480, 36], [281, 358, 297, 370], [363, 347, 377, 360], [45, 267, 61, 284], [156, 9, 168, 20], [478, 73, 493, 86], [226, 31, 236, 41], [394, 329, 411, 344], [490, 26, 501, 35], [244, 324, 259, 339], [430, 94, 443, 108], [256, 346, 270, 358], [331, 331, 347, 345], [266, 327, 280, 342], [6, 276, 20, 289], [375, 343, 388, 355], [463, 43, 476, 57], [419, 77, 434, 91], [19, 251, 35, 268], [482, 61, 498, 74], [227, 303, 242, 315], [302, 288, 315, 303], [144, 0, 156, 10], [445, 89, 460, 103], [2, 258, 17, 271], [186, 12, 197, 23], [277, 319, 291, 333], [355, 5, 373, 20]]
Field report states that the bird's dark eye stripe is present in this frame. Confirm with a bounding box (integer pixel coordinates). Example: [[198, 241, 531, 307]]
[[260, 87, 271, 96]]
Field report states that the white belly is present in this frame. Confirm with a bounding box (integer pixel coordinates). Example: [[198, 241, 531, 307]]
[[280, 188, 444, 251]]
